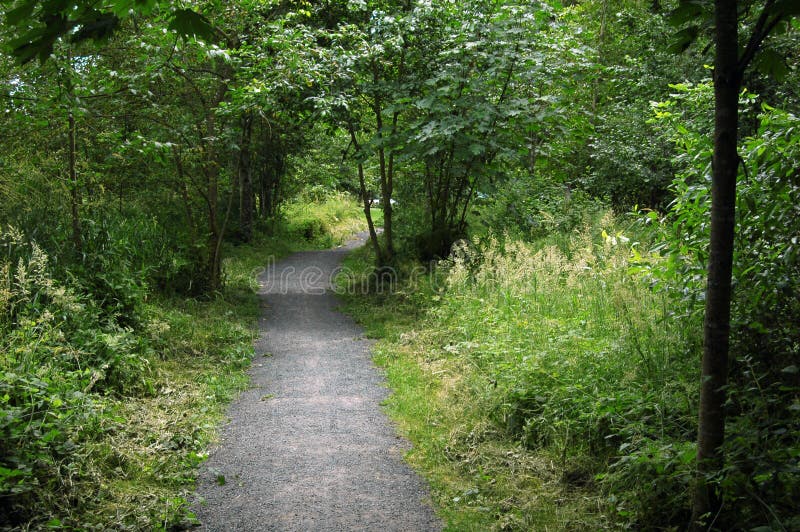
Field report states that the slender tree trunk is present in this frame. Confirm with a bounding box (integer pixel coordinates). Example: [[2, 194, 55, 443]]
[[348, 123, 383, 265], [68, 110, 82, 255], [372, 93, 394, 263], [259, 166, 269, 219], [384, 147, 395, 261], [528, 130, 538, 174], [173, 146, 197, 246], [239, 112, 254, 242], [205, 135, 220, 291], [202, 79, 230, 293], [358, 159, 383, 265], [690, 0, 740, 527]]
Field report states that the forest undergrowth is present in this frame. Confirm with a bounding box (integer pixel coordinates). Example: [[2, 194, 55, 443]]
[[336, 90, 800, 531], [0, 195, 366, 530], [339, 213, 705, 530]]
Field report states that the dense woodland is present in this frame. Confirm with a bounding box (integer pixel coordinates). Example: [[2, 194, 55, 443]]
[[0, 0, 798, 530]]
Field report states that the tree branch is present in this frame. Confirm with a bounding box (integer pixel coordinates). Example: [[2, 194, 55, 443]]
[[738, 0, 780, 74]]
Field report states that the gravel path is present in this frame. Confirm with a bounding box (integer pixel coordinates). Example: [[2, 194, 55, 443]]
[[192, 233, 442, 531]]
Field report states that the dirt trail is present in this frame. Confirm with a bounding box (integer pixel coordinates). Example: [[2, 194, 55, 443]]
[[193, 233, 441, 531]]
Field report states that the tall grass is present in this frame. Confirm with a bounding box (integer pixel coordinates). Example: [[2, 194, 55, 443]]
[[282, 191, 369, 248], [339, 212, 701, 530], [0, 227, 259, 529]]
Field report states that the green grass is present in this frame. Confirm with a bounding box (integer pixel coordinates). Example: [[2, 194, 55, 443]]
[[283, 192, 373, 248], [85, 293, 259, 529], [0, 193, 369, 530], [337, 213, 700, 530]]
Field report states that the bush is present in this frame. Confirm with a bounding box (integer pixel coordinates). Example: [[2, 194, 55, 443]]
[[0, 228, 154, 526], [647, 86, 800, 529], [473, 175, 605, 241]]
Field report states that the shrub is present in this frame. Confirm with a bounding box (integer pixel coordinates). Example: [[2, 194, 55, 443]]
[[1, 227, 153, 526], [473, 175, 605, 241], [646, 86, 800, 529]]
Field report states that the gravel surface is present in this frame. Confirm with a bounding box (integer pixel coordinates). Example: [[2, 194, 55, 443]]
[[192, 233, 442, 531]]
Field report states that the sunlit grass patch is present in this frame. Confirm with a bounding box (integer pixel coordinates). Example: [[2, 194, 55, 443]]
[[283, 192, 368, 248], [339, 214, 699, 530]]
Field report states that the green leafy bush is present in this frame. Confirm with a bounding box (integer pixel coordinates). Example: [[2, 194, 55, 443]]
[[647, 85, 800, 529], [0, 228, 155, 525], [474, 175, 605, 241]]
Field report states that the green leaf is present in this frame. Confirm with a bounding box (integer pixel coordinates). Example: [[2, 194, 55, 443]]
[[168, 9, 216, 42], [668, 1, 706, 27], [667, 26, 699, 54], [753, 49, 789, 82], [468, 143, 486, 156], [4, 1, 37, 26], [111, 0, 157, 18], [41, 429, 61, 443]]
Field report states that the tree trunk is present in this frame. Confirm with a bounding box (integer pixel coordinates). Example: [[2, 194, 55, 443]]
[[372, 94, 394, 263], [358, 159, 383, 265], [205, 132, 221, 292], [172, 146, 197, 246], [348, 123, 383, 265], [68, 110, 82, 256], [202, 78, 230, 293], [239, 111, 254, 242], [690, 0, 740, 527]]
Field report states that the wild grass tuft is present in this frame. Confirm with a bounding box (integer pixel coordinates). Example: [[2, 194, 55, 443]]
[[339, 212, 701, 530]]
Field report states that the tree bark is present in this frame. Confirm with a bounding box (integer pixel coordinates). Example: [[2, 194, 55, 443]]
[[68, 110, 82, 256], [348, 122, 383, 265], [690, 0, 740, 528], [239, 111, 254, 242], [372, 86, 394, 263]]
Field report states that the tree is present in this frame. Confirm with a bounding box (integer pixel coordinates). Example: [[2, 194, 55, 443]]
[[402, 1, 550, 258], [668, 0, 800, 527], [311, 3, 413, 267], [1, 0, 215, 64]]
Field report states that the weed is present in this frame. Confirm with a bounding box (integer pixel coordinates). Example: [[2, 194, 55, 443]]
[[338, 214, 701, 530]]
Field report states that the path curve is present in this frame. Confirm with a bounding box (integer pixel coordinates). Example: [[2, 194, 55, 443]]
[[193, 233, 441, 531]]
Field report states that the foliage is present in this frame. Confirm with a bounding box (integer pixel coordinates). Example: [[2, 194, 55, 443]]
[[473, 173, 605, 241], [282, 192, 368, 248], [646, 86, 800, 529], [339, 214, 701, 530], [0, 0, 217, 64], [0, 0, 798, 529], [0, 189, 369, 528], [0, 227, 151, 525]]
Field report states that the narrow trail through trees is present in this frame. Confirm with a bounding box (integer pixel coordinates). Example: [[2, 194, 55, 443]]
[[193, 233, 441, 531]]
